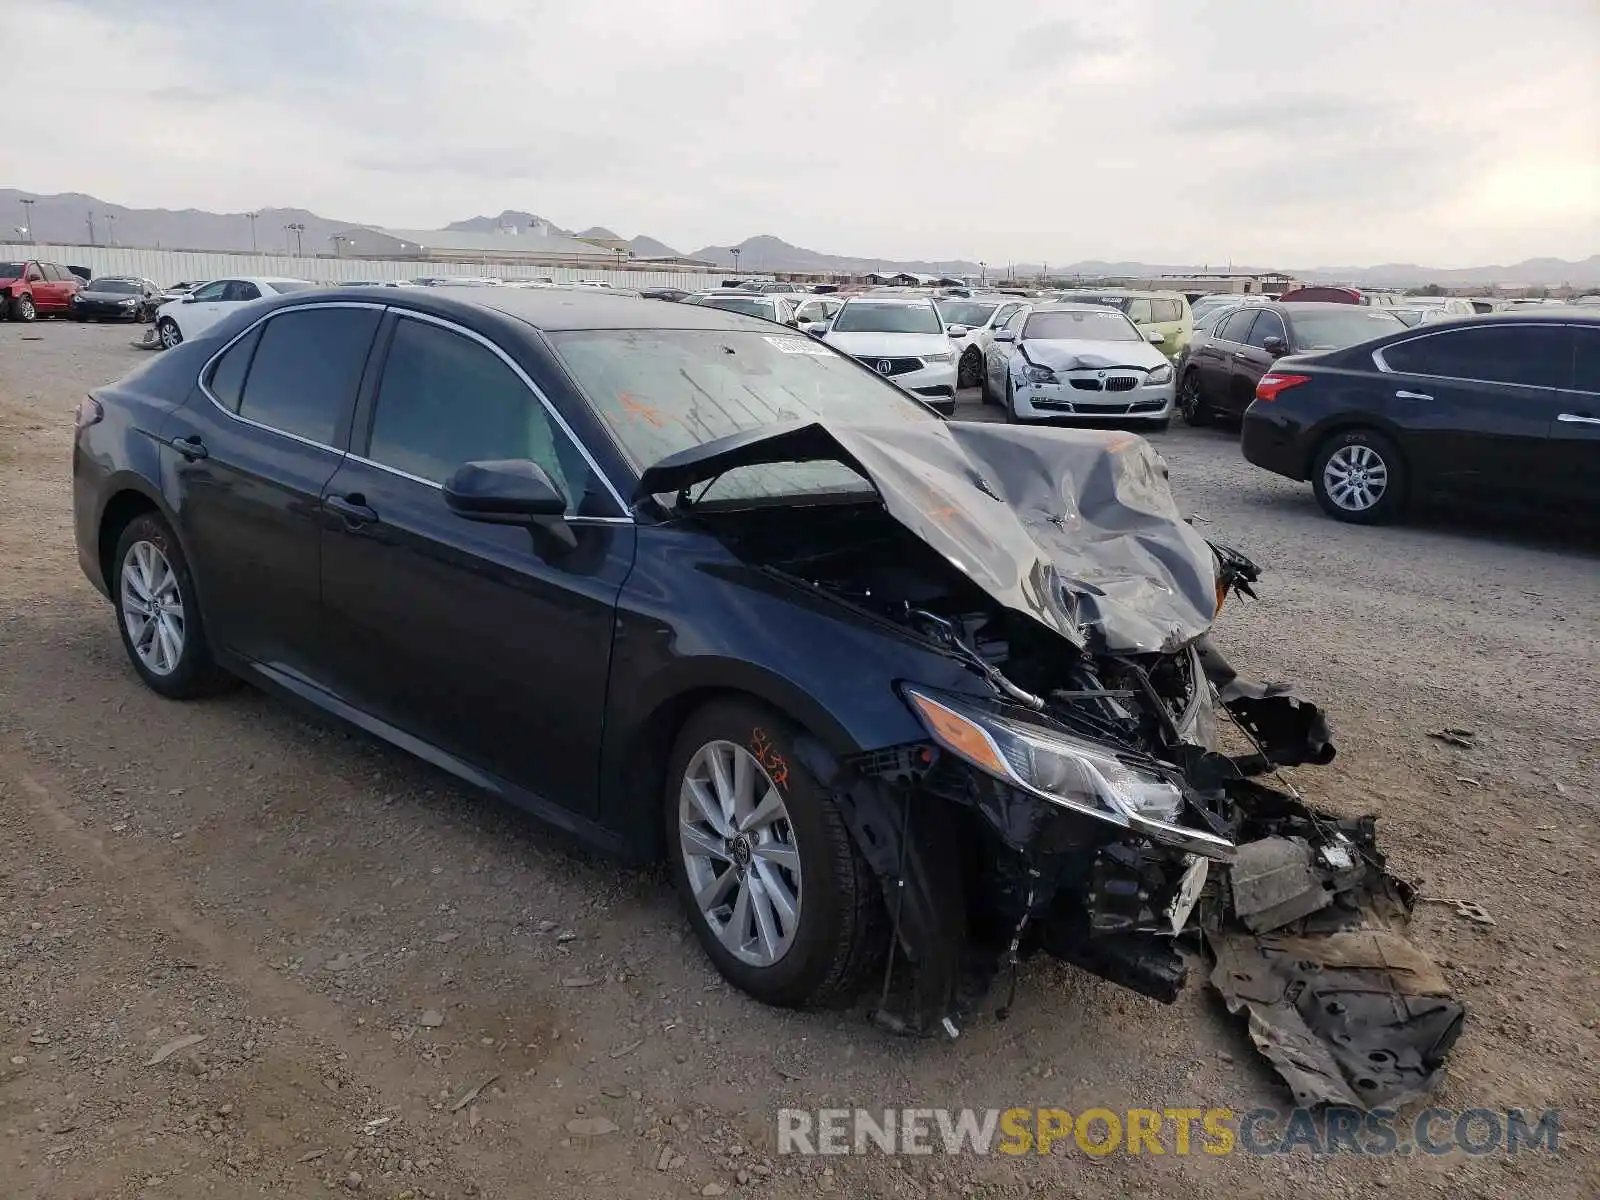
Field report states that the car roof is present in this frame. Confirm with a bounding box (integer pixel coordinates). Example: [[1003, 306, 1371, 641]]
[[840, 295, 937, 306], [337, 285, 796, 333], [1030, 302, 1130, 314]]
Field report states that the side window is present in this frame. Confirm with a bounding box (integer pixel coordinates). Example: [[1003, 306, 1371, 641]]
[[24, 263, 44, 281], [366, 318, 596, 515], [1382, 325, 1571, 389], [1246, 312, 1287, 349], [1005, 307, 1029, 335], [1126, 298, 1153, 323], [1572, 328, 1600, 393], [238, 307, 380, 445], [226, 281, 261, 302], [994, 303, 1020, 327], [205, 324, 264, 413], [1219, 310, 1258, 344], [40, 264, 62, 281], [1151, 298, 1181, 322], [191, 280, 230, 301]]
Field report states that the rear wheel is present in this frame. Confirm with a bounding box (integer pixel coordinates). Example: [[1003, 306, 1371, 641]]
[[1177, 370, 1209, 425], [1004, 375, 1024, 423], [12, 293, 36, 322], [157, 317, 182, 349], [1311, 429, 1407, 524], [665, 698, 886, 1009], [957, 347, 983, 389], [111, 513, 232, 698]]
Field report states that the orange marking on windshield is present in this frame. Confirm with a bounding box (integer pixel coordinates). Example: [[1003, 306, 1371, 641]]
[[619, 392, 666, 427]]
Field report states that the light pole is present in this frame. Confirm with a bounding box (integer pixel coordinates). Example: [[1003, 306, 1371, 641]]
[[86, 211, 97, 245], [246, 212, 258, 252], [284, 223, 305, 256], [104, 213, 117, 246], [978, 260, 986, 285], [19, 198, 34, 242], [730, 247, 741, 275]]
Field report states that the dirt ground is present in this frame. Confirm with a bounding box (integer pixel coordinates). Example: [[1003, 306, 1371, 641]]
[[2, 319, 1597, 1199]]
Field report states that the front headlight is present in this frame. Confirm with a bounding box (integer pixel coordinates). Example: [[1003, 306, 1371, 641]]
[[922, 351, 954, 363], [1023, 364, 1057, 384], [1146, 362, 1173, 385], [120, 298, 137, 306]]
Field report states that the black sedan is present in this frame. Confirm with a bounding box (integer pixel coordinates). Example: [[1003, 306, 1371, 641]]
[[73, 286, 1340, 1031], [639, 286, 690, 302], [71, 276, 162, 323], [1178, 302, 1407, 425], [1242, 311, 1600, 522]]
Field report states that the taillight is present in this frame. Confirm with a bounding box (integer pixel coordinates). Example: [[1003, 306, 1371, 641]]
[[1255, 372, 1311, 402], [74, 397, 103, 429]]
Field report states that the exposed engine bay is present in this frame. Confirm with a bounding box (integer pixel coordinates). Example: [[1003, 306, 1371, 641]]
[[648, 420, 1463, 1108]]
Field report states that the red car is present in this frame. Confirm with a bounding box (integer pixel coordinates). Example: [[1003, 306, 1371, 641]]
[[1, 258, 84, 321]]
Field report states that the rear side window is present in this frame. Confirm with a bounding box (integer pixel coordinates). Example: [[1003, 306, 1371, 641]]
[[205, 325, 264, 413], [1126, 298, 1153, 323], [237, 307, 380, 445], [1219, 310, 1258, 343], [1381, 325, 1572, 389], [1151, 298, 1183, 322], [43, 264, 66, 281], [366, 318, 594, 513], [1573, 328, 1600, 392]]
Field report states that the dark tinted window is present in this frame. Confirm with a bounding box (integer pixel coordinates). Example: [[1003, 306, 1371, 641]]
[[1246, 311, 1287, 348], [1381, 324, 1571, 389], [1219, 310, 1258, 343], [42, 263, 66, 281], [238, 307, 379, 445], [1573, 328, 1600, 392], [205, 324, 263, 413], [225, 280, 261, 302], [91, 279, 139, 294], [367, 318, 594, 512]]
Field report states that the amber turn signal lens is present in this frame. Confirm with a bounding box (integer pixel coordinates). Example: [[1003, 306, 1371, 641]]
[[907, 691, 1011, 778]]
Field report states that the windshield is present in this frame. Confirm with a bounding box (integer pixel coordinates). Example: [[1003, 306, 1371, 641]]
[[90, 279, 139, 294], [691, 294, 774, 319], [264, 280, 313, 294], [938, 302, 998, 327], [831, 303, 942, 334], [1024, 309, 1140, 341], [1291, 308, 1405, 350], [548, 329, 938, 503]]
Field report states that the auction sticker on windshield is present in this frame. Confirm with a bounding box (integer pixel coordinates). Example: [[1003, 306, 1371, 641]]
[[764, 335, 832, 355]]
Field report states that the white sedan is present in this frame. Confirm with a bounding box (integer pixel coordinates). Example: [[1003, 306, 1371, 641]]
[[934, 295, 1030, 389], [155, 277, 314, 348]]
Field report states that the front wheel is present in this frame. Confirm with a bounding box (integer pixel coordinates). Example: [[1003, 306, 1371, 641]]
[[665, 699, 886, 1009], [957, 348, 983, 389], [1312, 429, 1407, 524], [157, 317, 183, 349], [12, 293, 36, 322], [1177, 370, 1209, 425]]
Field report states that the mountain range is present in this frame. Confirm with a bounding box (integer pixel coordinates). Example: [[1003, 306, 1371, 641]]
[[3, 189, 1594, 287]]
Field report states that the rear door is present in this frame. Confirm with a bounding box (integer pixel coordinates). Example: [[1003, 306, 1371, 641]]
[[162, 302, 383, 672], [1549, 324, 1600, 504], [1373, 322, 1571, 499], [1202, 308, 1258, 411], [317, 311, 635, 816], [40, 264, 74, 312]]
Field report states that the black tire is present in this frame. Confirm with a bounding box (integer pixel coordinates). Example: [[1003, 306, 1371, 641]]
[[110, 513, 233, 698], [1311, 428, 1407, 525], [957, 348, 983, 390], [664, 698, 887, 1009], [1003, 375, 1024, 423], [12, 293, 37, 322], [156, 317, 182, 349], [1177, 369, 1209, 426]]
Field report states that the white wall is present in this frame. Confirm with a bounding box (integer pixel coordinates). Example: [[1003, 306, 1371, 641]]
[[3, 242, 762, 291]]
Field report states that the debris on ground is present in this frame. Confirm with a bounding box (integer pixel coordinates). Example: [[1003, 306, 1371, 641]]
[[449, 1075, 499, 1113], [1428, 728, 1476, 749], [145, 1033, 206, 1066]]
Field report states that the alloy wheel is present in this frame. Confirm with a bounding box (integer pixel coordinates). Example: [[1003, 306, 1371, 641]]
[[1322, 443, 1389, 512], [678, 739, 802, 968], [1178, 374, 1202, 419], [120, 540, 186, 676], [16, 295, 35, 321]]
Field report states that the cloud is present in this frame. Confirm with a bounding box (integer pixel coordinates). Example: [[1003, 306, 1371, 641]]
[[2, 0, 1595, 266]]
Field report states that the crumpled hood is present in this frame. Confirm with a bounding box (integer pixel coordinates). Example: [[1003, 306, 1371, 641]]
[[1019, 338, 1167, 372], [637, 419, 1219, 654], [824, 331, 950, 358]]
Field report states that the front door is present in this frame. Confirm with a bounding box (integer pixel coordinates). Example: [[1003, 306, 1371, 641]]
[[318, 312, 635, 816], [162, 303, 382, 672], [1201, 308, 1258, 411], [1230, 308, 1287, 413]]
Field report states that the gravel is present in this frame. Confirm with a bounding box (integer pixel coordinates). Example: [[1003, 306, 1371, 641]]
[[1, 320, 1595, 1199]]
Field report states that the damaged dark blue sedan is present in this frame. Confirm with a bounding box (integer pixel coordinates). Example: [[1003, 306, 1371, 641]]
[[73, 287, 1456, 1098]]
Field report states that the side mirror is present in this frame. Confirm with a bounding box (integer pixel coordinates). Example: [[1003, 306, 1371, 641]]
[[800, 322, 828, 337], [1262, 335, 1288, 355], [946, 324, 970, 337], [181, 294, 198, 304], [993, 329, 1017, 343], [1143, 329, 1166, 345], [444, 459, 567, 523]]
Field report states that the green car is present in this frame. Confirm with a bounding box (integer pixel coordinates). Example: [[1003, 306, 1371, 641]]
[[1051, 289, 1194, 362]]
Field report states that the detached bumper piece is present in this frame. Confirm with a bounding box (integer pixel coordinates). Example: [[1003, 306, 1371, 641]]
[[1206, 811, 1465, 1111]]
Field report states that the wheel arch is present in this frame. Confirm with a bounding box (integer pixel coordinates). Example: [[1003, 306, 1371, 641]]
[[96, 479, 177, 592], [1302, 415, 1411, 483]]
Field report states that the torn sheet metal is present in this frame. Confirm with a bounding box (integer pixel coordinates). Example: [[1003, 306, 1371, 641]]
[[637, 419, 1220, 654], [1207, 815, 1465, 1110]]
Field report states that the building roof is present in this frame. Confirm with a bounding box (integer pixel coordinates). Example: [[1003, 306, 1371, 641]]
[[345, 225, 614, 260]]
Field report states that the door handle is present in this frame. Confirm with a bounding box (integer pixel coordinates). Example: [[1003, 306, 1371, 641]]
[[169, 434, 208, 460], [326, 493, 378, 524], [1558, 412, 1600, 425], [1395, 390, 1433, 401]]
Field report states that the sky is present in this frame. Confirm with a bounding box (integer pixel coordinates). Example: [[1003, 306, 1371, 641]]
[[2, 0, 1596, 267]]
